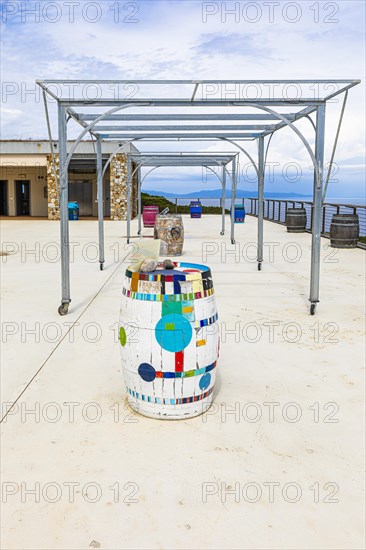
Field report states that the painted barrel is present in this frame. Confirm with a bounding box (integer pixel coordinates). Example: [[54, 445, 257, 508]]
[[330, 214, 359, 248], [119, 261, 220, 419], [154, 214, 184, 256], [189, 201, 202, 218], [233, 204, 245, 223], [143, 205, 159, 227], [286, 208, 307, 232]]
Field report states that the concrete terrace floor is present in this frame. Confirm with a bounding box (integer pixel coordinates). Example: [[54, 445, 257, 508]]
[[1, 215, 365, 550]]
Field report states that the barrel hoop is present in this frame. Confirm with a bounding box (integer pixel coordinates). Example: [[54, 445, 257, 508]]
[[152, 361, 216, 379], [125, 270, 212, 282], [127, 385, 214, 405], [122, 286, 215, 302]]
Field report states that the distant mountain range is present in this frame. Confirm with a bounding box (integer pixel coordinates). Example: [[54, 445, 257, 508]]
[[145, 189, 312, 199]]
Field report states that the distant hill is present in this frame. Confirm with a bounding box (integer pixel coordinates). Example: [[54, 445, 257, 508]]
[[145, 189, 312, 199]]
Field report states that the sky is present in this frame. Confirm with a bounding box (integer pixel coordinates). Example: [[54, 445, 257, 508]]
[[1, 0, 365, 198]]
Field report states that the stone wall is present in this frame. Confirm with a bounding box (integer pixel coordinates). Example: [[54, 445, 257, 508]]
[[46, 154, 60, 220], [46, 152, 137, 221], [110, 154, 138, 221]]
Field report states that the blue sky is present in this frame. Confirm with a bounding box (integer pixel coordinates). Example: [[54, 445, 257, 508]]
[[1, 0, 365, 198]]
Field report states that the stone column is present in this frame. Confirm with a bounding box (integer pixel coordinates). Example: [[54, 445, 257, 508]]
[[110, 154, 137, 221], [131, 161, 138, 219], [46, 154, 60, 220]]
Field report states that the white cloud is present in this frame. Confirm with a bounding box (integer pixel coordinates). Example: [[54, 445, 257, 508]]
[[1, 0, 365, 194]]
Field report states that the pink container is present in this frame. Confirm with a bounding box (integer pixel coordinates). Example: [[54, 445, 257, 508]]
[[143, 205, 159, 228]]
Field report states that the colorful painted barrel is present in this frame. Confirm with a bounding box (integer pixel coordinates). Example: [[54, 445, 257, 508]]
[[143, 205, 159, 227], [189, 201, 202, 218], [119, 262, 219, 419], [154, 214, 184, 256], [233, 204, 245, 223]]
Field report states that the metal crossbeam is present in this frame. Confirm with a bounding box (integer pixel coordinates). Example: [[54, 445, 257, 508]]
[[93, 124, 278, 131], [98, 133, 262, 139], [77, 114, 297, 121], [60, 99, 326, 107]]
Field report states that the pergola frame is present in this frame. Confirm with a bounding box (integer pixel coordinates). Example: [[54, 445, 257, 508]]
[[36, 79, 360, 316], [122, 152, 239, 243]]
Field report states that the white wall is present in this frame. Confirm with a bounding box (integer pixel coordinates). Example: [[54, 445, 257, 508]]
[[0, 164, 48, 216]]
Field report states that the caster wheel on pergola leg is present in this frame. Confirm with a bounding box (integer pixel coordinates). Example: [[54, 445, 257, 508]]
[[258, 262, 262, 271], [100, 263, 104, 271], [220, 231, 225, 236], [137, 230, 141, 236], [231, 238, 235, 245], [310, 303, 316, 315], [58, 303, 69, 316]]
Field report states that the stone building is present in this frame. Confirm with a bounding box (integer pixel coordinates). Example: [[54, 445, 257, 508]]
[[0, 140, 139, 220]]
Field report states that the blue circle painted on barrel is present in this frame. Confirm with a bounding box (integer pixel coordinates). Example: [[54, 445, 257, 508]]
[[138, 363, 156, 382], [199, 372, 211, 390], [155, 313, 192, 352]]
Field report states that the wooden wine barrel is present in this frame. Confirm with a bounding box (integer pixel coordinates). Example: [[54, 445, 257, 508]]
[[143, 205, 159, 227], [330, 214, 359, 248], [286, 208, 307, 232], [119, 261, 219, 419], [154, 214, 184, 256]]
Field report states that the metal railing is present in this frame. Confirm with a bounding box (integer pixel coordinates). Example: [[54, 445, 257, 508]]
[[169, 196, 365, 247], [245, 198, 366, 247]]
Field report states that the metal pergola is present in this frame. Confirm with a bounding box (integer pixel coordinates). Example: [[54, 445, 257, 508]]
[[36, 79, 360, 316], [124, 152, 238, 241]]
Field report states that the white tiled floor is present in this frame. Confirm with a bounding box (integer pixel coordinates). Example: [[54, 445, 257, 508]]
[[1, 215, 365, 549]]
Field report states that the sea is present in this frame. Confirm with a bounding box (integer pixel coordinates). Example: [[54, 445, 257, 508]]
[[167, 196, 366, 236]]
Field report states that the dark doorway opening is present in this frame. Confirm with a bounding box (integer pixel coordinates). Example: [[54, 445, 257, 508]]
[[15, 181, 30, 216], [69, 180, 93, 216], [0, 180, 8, 215]]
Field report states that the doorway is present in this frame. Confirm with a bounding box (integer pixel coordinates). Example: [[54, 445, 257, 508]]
[[15, 180, 30, 216], [0, 180, 8, 215], [69, 180, 93, 216]]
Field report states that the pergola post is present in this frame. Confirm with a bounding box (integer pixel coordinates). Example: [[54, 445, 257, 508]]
[[230, 158, 237, 244], [309, 104, 326, 314], [220, 164, 226, 235], [127, 156, 131, 244], [96, 136, 105, 270], [58, 104, 70, 315], [137, 166, 142, 235], [257, 136, 265, 270]]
